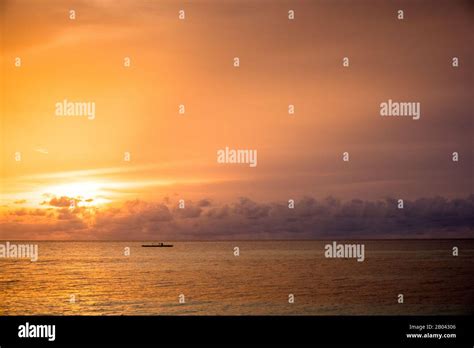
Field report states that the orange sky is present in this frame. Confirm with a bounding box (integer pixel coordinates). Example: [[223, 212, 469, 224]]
[[1, 0, 472, 239]]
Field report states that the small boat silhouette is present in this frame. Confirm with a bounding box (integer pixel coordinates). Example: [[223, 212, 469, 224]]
[[141, 242, 173, 248]]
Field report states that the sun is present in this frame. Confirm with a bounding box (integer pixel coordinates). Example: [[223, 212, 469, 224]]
[[42, 181, 110, 206]]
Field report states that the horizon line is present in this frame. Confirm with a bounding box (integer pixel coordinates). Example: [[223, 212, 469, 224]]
[[1, 238, 473, 242]]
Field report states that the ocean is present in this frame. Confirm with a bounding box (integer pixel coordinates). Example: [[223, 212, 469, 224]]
[[1, 240, 473, 315]]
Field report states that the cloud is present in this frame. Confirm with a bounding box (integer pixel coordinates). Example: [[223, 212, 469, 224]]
[[34, 148, 49, 154], [92, 200, 173, 238], [173, 202, 203, 219], [47, 196, 78, 207], [197, 199, 212, 207], [231, 197, 271, 220], [1, 195, 473, 240]]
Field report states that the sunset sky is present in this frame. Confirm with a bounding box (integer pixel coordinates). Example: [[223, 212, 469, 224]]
[[1, 0, 472, 240]]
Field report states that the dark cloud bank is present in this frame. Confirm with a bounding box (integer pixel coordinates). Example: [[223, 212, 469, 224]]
[[89, 195, 474, 240], [4, 195, 473, 240]]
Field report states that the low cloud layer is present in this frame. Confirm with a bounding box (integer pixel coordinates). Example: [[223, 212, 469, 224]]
[[1, 195, 473, 240]]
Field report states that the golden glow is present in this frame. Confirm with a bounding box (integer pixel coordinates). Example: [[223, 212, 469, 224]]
[[41, 181, 109, 206]]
